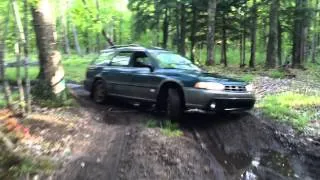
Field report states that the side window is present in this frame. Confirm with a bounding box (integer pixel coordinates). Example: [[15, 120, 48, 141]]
[[132, 52, 152, 67], [94, 52, 115, 66], [110, 52, 132, 66]]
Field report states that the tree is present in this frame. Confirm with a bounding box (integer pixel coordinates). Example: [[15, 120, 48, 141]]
[[311, 0, 319, 63], [292, 0, 309, 68], [31, 0, 66, 97], [24, 0, 31, 113], [207, 0, 217, 65], [249, 0, 257, 68], [266, 0, 279, 68], [12, 0, 26, 114]]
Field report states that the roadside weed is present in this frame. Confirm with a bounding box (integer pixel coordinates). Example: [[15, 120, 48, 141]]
[[146, 119, 158, 128], [160, 120, 183, 137], [146, 119, 183, 137]]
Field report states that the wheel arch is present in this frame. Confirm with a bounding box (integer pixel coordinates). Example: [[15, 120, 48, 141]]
[[156, 80, 185, 110]]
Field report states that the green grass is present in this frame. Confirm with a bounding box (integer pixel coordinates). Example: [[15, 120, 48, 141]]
[[268, 69, 286, 79], [146, 119, 183, 137], [258, 92, 320, 130], [240, 74, 256, 82], [3, 54, 94, 84], [160, 120, 183, 137]]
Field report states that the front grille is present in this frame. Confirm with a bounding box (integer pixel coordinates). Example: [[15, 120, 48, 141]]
[[225, 85, 246, 92]]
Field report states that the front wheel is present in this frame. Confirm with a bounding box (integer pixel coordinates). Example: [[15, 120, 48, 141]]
[[92, 80, 107, 104], [167, 89, 183, 121]]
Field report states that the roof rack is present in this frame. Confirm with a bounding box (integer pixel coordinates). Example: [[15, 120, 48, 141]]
[[109, 44, 142, 49], [150, 46, 165, 50]]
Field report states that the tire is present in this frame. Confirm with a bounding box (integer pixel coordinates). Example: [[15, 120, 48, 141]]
[[167, 88, 183, 121], [92, 80, 107, 104]]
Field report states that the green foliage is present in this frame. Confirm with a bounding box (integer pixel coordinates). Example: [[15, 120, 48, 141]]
[[258, 92, 320, 130]]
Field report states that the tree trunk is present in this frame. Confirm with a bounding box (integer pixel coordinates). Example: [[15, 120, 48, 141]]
[[72, 24, 82, 56], [24, 0, 31, 113], [96, 0, 101, 51], [162, 8, 169, 49], [175, 2, 181, 52], [12, 0, 26, 113], [249, 0, 257, 68], [266, 0, 279, 68], [278, 19, 282, 66], [119, 18, 123, 45], [220, 13, 227, 67], [190, 2, 197, 62], [262, 18, 267, 48], [63, 24, 71, 54], [154, 0, 160, 46], [31, 0, 66, 96], [177, 3, 186, 56], [206, 0, 217, 65], [292, 0, 308, 68], [240, 38, 243, 67], [311, 0, 318, 65], [84, 30, 90, 54]]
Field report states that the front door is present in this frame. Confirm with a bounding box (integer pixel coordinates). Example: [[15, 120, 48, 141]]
[[129, 52, 161, 101]]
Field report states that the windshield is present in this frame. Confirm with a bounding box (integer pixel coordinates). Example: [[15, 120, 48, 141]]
[[151, 52, 201, 71]]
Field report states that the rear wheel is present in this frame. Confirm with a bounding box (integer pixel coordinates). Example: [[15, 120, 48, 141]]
[[92, 80, 107, 104], [167, 88, 183, 121]]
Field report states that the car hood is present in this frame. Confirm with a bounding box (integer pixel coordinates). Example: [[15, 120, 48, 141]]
[[155, 69, 247, 86]]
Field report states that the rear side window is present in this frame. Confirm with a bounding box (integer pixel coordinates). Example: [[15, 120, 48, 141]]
[[110, 52, 132, 66], [93, 52, 115, 66]]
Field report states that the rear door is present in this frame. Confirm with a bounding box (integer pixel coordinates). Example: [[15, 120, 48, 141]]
[[105, 51, 134, 97], [86, 51, 115, 90]]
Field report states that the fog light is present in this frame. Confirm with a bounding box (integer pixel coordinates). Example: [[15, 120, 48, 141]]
[[210, 103, 216, 109]]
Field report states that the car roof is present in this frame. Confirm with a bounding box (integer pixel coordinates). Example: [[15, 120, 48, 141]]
[[100, 45, 169, 54]]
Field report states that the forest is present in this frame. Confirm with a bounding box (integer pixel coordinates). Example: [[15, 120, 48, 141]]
[[0, 0, 320, 179]]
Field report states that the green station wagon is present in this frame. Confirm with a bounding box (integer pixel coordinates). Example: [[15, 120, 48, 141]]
[[84, 45, 255, 121]]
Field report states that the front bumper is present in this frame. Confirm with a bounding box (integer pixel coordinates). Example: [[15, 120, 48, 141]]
[[184, 88, 255, 111]]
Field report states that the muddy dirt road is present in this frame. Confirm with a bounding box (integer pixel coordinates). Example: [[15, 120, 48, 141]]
[[53, 85, 320, 180]]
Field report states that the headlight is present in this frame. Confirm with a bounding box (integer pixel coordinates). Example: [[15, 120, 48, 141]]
[[246, 84, 254, 92], [194, 82, 225, 91]]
